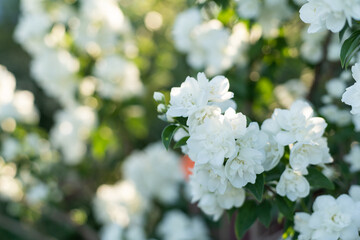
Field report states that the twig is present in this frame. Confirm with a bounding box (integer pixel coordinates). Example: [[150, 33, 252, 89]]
[[307, 32, 332, 101], [0, 213, 54, 240], [43, 206, 99, 240]]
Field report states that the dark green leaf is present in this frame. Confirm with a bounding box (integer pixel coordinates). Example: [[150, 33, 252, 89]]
[[275, 195, 295, 220], [245, 173, 264, 202], [235, 201, 258, 240], [305, 167, 335, 190], [339, 23, 348, 42], [340, 30, 360, 68], [174, 136, 189, 149], [175, 117, 187, 126], [161, 125, 179, 150], [257, 200, 272, 227]]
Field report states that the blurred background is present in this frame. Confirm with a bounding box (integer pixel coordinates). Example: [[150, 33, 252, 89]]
[[0, 0, 358, 239]]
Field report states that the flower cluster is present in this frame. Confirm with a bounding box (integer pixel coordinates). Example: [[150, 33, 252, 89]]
[[172, 8, 249, 76], [14, 0, 144, 164], [300, 0, 360, 33], [157, 73, 333, 220], [235, 0, 293, 38], [157, 210, 210, 240], [93, 143, 209, 240], [0, 65, 38, 124], [294, 186, 360, 239], [264, 100, 332, 200]]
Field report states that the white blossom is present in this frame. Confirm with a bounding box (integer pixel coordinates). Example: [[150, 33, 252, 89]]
[[273, 100, 326, 146], [157, 210, 210, 240], [276, 167, 310, 201], [93, 55, 143, 101], [187, 116, 237, 167], [289, 138, 332, 174], [342, 63, 360, 114], [344, 143, 360, 172], [192, 163, 228, 195], [50, 106, 96, 165], [308, 195, 360, 240], [225, 148, 264, 188], [167, 73, 209, 117], [123, 143, 183, 204], [300, 0, 360, 33], [216, 183, 246, 209]]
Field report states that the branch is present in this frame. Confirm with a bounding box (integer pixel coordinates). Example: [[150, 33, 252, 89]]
[[0, 213, 54, 240], [307, 32, 332, 101]]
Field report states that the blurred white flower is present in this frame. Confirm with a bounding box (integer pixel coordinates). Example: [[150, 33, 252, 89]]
[[157, 210, 210, 240], [123, 143, 183, 204], [93, 55, 143, 101], [344, 143, 360, 172], [31, 49, 79, 107], [50, 106, 97, 165], [93, 180, 146, 227]]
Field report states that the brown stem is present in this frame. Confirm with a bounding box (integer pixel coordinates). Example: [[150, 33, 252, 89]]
[[43, 206, 99, 240], [307, 32, 332, 102], [0, 213, 54, 240]]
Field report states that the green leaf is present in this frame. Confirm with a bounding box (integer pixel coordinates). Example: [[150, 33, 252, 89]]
[[339, 23, 348, 42], [161, 125, 178, 150], [174, 136, 189, 149], [305, 167, 335, 190], [340, 30, 360, 68], [257, 200, 272, 227], [275, 195, 295, 220], [245, 173, 264, 202], [235, 201, 258, 240]]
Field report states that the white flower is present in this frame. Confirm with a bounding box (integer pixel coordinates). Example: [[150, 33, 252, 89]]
[[342, 63, 360, 114], [236, 0, 261, 19], [344, 143, 360, 172], [325, 78, 346, 98], [1, 138, 21, 161], [198, 73, 234, 102], [187, 116, 237, 167], [197, 193, 224, 221], [192, 164, 228, 195], [300, 0, 360, 33], [294, 212, 313, 240], [93, 55, 143, 101], [273, 100, 326, 146], [274, 79, 308, 108], [50, 106, 97, 165], [276, 167, 310, 201], [31, 49, 79, 107], [320, 105, 352, 127], [123, 143, 183, 204], [216, 183, 246, 209], [353, 114, 360, 131], [309, 194, 360, 240], [187, 105, 222, 133], [167, 73, 209, 117], [224, 108, 247, 138], [153, 91, 165, 102], [225, 148, 264, 188], [172, 8, 203, 53], [93, 180, 146, 227], [349, 185, 360, 202], [262, 133, 284, 171], [289, 138, 332, 174], [100, 224, 123, 240], [157, 210, 210, 240]]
